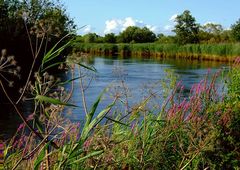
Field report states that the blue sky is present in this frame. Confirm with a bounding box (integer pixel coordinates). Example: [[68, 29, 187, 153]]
[[62, 0, 240, 35]]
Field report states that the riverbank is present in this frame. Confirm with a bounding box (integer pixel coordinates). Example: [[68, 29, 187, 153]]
[[72, 43, 240, 62]]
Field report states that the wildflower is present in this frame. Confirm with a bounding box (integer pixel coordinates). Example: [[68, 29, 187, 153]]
[[17, 123, 25, 132], [83, 138, 93, 151], [27, 113, 35, 121]]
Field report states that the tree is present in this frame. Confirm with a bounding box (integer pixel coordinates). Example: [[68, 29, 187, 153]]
[[173, 10, 200, 44], [198, 23, 223, 43], [202, 23, 223, 34], [83, 33, 104, 43], [0, 0, 75, 96], [118, 26, 138, 43], [231, 19, 240, 42], [0, 0, 75, 49], [132, 27, 156, 43], [104, 33, 116, 43], [156, 34, 175, 44], [118, 26, 156, 43]]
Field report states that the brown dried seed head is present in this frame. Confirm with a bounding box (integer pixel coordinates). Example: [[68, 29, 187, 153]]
[[1, 49, 7, 57]]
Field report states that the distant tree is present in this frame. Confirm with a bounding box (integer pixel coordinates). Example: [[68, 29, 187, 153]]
[[173, 10, 200, 44], [202, 23, 223, 34], [118, 26, 156, 43], [156, 34, 176, 44], [231, 19, 240, 42], [132, 27, 156, 43], [118, 26, 137, 43], [198, 23, 223, 43], [83, 33, 99, 43], [220, 30, 233, 43], [104, 33, 116, 43], [74, 35, 84, 43]]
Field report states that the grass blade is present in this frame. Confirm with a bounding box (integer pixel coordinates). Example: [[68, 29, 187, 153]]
[[35, 95, 78, 107], [69, 150, 104, 165]]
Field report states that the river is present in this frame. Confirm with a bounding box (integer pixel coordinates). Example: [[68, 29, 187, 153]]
[[0, 56, 229, 139]]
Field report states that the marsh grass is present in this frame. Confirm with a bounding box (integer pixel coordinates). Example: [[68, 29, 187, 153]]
[[73, 43, 240, 62]]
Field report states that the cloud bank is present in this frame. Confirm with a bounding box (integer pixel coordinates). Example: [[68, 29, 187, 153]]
[[104, 17, 159, 34], [169, 14, 178, 22], [82, 25, 93, 34]]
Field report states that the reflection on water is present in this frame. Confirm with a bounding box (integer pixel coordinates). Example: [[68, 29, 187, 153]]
[[66, 56, 229, 122], [0, 56, 229, 138]]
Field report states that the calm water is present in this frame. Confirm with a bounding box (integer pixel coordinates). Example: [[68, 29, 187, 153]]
[[0, 56, 228, 138]]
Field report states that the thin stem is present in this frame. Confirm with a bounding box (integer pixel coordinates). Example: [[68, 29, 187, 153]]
[[24, 20, 35, 59], [0, 80, 59, 149], [11, 125, 57, 170], [16, 23, 46, 104], [16, 55, 37, 104], [35, 34, 46, 58], [79, 65, 88, 115], [44, 33, 49, 56]]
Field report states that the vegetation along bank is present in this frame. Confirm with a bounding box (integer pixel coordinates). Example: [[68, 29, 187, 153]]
[[72, 43, 240, 62]]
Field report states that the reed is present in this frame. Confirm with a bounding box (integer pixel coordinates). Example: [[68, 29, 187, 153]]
[[73, 43, 240, 62]]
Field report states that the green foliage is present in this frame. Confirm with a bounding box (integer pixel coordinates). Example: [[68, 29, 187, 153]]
[[156, 34, 176, 44], [0, 0, 75, 47], [74, 42, 240, 60], [82, 33, 98, 43], [202, 23, 223, 34], [0, 0, 76, 97], [118, 26, 156, 43], [173, 10, 200, 44], [3, 3, 240, 169], [4, 40, 240, 169], [227, 60, 240, 100], [231, 19, 240, 42], [104, 33, 117, 43]]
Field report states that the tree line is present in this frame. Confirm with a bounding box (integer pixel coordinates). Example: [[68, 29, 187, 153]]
[[76, 10, 240, 45], [0, 0, 75, 97]]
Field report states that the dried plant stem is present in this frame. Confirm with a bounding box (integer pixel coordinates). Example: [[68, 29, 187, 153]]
[[16, 25, 46, 104], [0, 80, 59, 149], [79, 66, 88, 115], [15, 55, 37, 104], [23, 20, 34, 59], [11, 125, 57, 170]]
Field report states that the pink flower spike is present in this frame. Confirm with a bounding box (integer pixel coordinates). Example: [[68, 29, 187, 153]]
[[27, 113, 34, 121], [17, 123, 25, 132]]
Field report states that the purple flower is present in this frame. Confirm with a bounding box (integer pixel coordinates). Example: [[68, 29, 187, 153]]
[[17, 123, 25, 132]]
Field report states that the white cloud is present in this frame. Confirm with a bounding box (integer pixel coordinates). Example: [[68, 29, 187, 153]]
[[169, 14, 178, 22], [164, 25, 173, 31], [203, 21, 220, 26], [146, 25, 159, 32], [161, 25, 175, 35], [83, 25, 93, 33], [104, 17, 159, 34]]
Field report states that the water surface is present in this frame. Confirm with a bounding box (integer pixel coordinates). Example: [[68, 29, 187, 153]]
[[66, 56, 228, 122], [0, 56, 228, 138]]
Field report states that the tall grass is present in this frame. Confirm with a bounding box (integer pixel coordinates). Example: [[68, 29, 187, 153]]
[[2, 35, 240, 169], [3, 55, 240, 169], [73, 43, 240, 61]]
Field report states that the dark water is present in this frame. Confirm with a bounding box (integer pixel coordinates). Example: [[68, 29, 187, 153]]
[[0, 56, 229, 138]]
